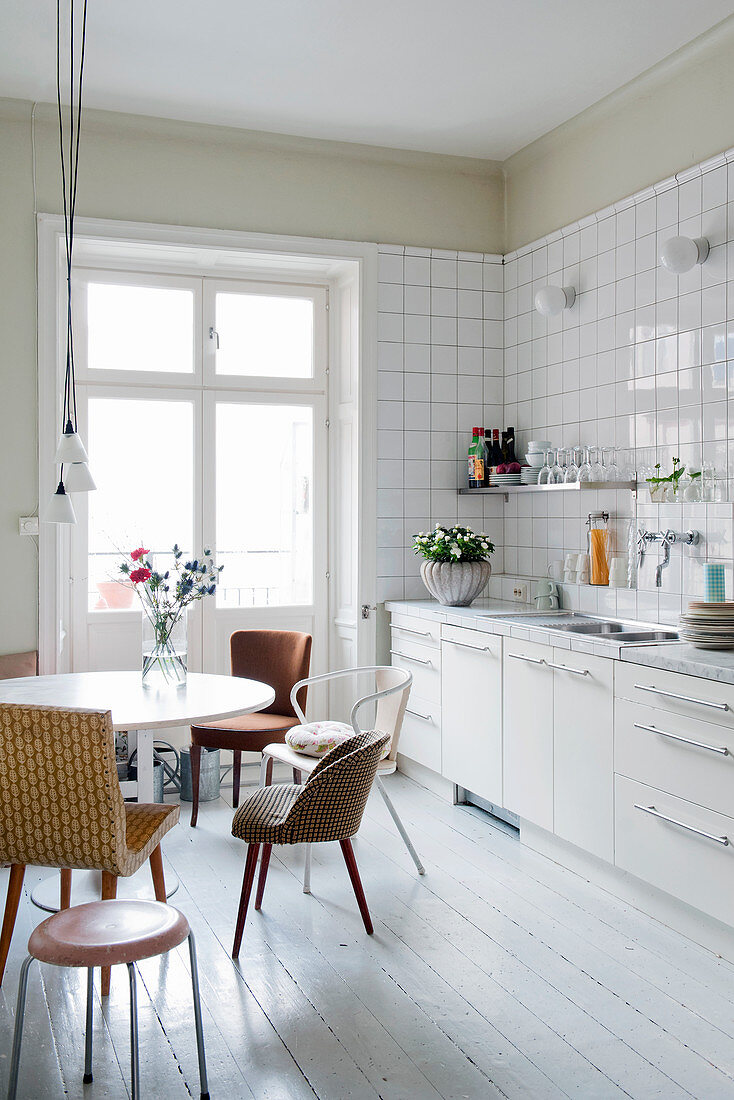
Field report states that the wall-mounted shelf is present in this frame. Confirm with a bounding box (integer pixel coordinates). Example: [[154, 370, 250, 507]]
[[460, 481, 637, 497]]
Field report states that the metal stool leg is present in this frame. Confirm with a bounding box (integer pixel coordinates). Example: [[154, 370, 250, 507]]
[[188, 933, 210, 1100], [376, 777, 425, 874], [7, 955, 34, 1100], [83, 966, 94, 1083], [127, 963, 140, 1100], [303, 844, 312, 894]]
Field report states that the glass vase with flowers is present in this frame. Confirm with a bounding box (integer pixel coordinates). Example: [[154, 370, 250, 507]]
[[120, 544, 222, 689]]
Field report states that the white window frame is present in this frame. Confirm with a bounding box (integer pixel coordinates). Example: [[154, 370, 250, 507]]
[[37, 215, 378, 677]]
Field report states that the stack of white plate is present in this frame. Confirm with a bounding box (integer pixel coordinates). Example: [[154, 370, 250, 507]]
[[521, 467, 540, 485], [679, 601, 734, 649], [526, 441, 551, 468], [489, 471, 521, 487]]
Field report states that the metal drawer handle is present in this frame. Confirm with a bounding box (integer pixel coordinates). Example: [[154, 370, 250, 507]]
[[446, 639, 491, 653], [508, 653, 546, 666], [633, 722, 729, 757], [547, 661, 589, 677], [393, 624, 431, 638], [390, 650, 432, 666], [634, 683, 729, 712], [406, 707, 432, 722], [634, 803, 729, 846]]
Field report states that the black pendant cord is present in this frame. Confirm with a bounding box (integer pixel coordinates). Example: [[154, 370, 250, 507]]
[[56, 0, 88, 438]]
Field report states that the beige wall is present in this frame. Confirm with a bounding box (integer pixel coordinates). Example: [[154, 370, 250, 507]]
[[0, 97, 503, 654], [504, 19, 734, 251]]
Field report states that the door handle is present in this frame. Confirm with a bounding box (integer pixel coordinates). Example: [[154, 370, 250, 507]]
[[209, 326, 220, 349]]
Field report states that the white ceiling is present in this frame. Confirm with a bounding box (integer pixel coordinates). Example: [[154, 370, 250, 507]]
[[2, 1, 734, 160]]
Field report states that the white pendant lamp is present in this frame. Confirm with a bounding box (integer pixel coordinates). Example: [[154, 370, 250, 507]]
[[45, 482, 77, 525], [63, 461, 96, 492], [54, 422, 89, 465], [44, 0, 93, 524]]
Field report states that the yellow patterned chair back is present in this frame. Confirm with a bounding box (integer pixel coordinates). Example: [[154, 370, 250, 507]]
[[0, 703, 132, 876]]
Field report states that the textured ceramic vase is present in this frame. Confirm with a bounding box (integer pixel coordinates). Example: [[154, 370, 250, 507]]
[[420, 560, 492, 606]]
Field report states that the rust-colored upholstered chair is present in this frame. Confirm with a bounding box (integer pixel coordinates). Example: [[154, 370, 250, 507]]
[[188, 629, 312, 826], [0, 704, 179, 996]]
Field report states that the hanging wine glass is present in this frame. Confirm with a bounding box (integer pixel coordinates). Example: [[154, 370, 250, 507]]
[[602, 446, 619, 482], [590, 446, 604, 481], [550, 448, 564, 485], [578, 446, 592, 483], [564, 447, 579, 484], [538, 449, 553, 485]]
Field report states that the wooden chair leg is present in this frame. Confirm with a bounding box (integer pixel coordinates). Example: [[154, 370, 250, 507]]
[[149, 845, 166, 902], [339, 839, 373, 935], [59, 869, 72, 910], [0, 864, 26, 987], [232, 750, 242, 809], [232, 843, 260, 958], [189, 743, 202, 827], [254, 844, 272, 911], [100, 872, 117, 997], [264, 757, 273, 786], [293, 767, 302, 784]]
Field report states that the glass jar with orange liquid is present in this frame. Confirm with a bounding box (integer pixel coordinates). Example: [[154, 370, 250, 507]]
[[586, 511, 610, 586]]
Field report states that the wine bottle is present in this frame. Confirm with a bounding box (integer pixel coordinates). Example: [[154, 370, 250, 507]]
[[483, 429, 492, 486], [505, 426, 517, 464], [491, 428, 503, 467]]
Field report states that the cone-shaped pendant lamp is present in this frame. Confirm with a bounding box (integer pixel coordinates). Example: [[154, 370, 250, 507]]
[[45, 481, 77, 524], [54, 420, 89, 464], [63, 460, 96, 492]]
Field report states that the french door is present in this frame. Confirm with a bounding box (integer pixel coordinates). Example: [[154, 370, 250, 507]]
[[69, 268, 330, 679]]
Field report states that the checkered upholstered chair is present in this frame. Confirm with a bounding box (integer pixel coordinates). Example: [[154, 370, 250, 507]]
[[0, 704, 179, 995], [260, 666, 423, 893], [230, 730, 390, 955]]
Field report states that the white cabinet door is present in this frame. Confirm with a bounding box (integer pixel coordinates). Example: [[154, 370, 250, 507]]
[[552, 648, 614, 862], [503, 639, 554, 829], [441, 626, 502, 805]]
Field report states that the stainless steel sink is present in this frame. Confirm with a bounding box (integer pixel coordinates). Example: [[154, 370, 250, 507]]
[[479, 611, 679, 644]]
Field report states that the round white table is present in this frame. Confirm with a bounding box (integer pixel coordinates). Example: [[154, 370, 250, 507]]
[[0, 671, 275, 911]]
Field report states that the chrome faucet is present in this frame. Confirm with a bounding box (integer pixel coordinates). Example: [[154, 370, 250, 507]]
[[638, 529, 700, 588]]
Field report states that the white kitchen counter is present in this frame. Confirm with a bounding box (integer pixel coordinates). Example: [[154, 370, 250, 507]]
[[386, 598, 734, 683]]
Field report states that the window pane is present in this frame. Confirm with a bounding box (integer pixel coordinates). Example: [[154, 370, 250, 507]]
[[216, 403, 313, 606], [87, 398, 194, 610], [87, 283, 194, 373], [215, 292, 313, 378]]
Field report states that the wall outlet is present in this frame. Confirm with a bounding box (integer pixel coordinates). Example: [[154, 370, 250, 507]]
[[512, 581, 528, 602], [19, 516, 39, 536]]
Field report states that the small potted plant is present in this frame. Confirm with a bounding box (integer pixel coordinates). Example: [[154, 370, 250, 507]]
[[413, 524, 494, 606], [645, 457, 700, 502]]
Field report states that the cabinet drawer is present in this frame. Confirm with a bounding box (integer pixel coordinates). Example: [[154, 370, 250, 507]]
[[398, 698, 441, 773], [441, 623, 501, 657], [615, 697, 734, 817], [390, 637, 440, 702], [615, 662, 734, 731], [391, 613, 441, 649], [615, 774, 734, 927]]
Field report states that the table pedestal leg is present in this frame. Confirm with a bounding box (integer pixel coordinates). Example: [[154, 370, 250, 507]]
[[129, 728, 156, 803], [30, 863, 180, 913]]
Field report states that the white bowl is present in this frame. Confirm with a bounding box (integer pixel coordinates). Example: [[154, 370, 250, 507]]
[[525, 453, 545, 467], [527, 440, 551, 451]]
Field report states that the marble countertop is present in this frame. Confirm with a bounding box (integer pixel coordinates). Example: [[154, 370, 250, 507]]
[[385, 598, 734, 684]]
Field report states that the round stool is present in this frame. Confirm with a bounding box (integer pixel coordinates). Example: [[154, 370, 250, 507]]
[[7, 899, 209, 1100]]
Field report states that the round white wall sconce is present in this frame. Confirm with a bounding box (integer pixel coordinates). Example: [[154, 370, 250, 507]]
[[659, 235, 710, 274], [534, 284, 576, 317]]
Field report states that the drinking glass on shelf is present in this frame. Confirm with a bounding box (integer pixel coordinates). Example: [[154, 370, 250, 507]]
[[590, 446, 604, 481], [577, 446, 592, 483], [602, 446, 619, 482], [538, 450, 553, 485], [549, 449, 565, 485], [564, 447, 579, 484]]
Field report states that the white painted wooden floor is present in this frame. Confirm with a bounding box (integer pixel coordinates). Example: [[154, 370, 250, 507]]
[[2, 772, 734, 1099]]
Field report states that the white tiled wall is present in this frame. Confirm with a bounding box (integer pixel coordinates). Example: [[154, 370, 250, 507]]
[[503, 152, 734, 623], [376, 245, 505, 600], [376, 148, 734, 624]]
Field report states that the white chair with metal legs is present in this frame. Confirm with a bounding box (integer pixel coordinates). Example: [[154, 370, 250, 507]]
[[259, 666, 424, 891], [7, 899, 209, 1100]]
